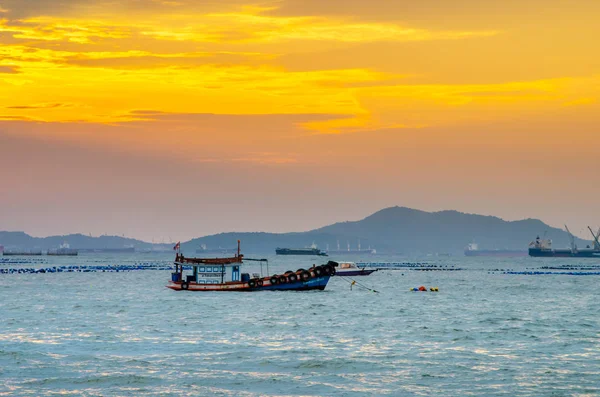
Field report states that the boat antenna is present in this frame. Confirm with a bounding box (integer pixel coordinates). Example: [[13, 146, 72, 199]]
[[237, 240, 241, 258]]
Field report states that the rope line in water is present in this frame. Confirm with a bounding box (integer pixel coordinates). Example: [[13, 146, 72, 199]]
[[338, 275, 379, 293]]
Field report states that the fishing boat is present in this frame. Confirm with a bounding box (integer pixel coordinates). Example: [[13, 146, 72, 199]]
[[334, 262, 377, 276], [167, 241, 336, 292]]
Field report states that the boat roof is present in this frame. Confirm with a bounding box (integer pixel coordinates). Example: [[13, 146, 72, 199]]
[[175, 253, 243, 265]]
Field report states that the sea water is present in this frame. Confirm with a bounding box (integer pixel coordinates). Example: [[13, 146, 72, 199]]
[[1, 254, 599, 396]]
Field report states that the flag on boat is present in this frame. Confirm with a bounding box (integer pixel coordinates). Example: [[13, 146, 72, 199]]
[[173, 242, 180, 251]]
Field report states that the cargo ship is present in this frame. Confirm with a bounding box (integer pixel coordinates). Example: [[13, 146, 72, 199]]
[[196, 244, 236, 255], [2, 249, 43, 256], [528, 226, 600, 258], [326, 240, 376, 256], [464, 243, 527, 257], [78, 245, 135, 253], [276, 243, 327, 256], [47, 242, 78, 256]]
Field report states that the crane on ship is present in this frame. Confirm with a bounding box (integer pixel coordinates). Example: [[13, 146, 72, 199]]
[[564, 225, 577, 253], [587, 226, 600, 251]]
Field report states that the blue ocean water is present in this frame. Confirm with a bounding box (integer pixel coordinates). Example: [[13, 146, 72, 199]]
[[1, 253, 600, 396]]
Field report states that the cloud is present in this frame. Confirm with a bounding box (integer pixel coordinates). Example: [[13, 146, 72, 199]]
[[137, 7, 499, 44], [0, 65, 19, 73], [121, 109, 352, 123], [0, 6, 498, 46], [0, 17, 131, 44], [63, 50, 277, 69], [0, 115, 39, 121], [7, 103, 72, 109]]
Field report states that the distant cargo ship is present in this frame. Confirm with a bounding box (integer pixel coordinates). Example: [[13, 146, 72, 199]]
[[528, 226, 600, 258], [196, 244, 236, 255], [464, 243, 527, 257], [47, 242, 78, 256], [78, 246, 135, 254], [2, 249, 43, 256], [326, 240, 376, 256], [276, 243, 327, 256]]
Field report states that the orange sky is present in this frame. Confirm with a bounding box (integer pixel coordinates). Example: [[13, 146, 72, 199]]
[[1, 0, 599, 241]]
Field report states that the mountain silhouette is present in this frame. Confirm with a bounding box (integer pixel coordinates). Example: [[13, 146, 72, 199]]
[[181, 206, 592, 254], [2, 207, 593, 255]]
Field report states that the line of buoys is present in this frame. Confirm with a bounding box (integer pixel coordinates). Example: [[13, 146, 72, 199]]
[[359, 262, 430, 266], [539, 266, 600, 270], [410, 286, 439, 292], [0, 263, 173, 275], [503, 271, 600, 276], [0, 258, 47, 264], [358, 262, 463, 271]]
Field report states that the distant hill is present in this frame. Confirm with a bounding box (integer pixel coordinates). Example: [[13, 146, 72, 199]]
[[2, 207, 594, 255], [181, 206, 594, 255], [0, 232, 157, 251]]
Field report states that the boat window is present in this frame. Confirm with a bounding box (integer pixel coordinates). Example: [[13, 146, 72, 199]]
[[199, 266, 205, 272]]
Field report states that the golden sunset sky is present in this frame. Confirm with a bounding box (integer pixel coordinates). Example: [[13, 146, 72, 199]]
[[1, 0, 599, 241]]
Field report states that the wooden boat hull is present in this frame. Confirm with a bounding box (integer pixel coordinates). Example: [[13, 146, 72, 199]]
[[167, 275, 330, 292]]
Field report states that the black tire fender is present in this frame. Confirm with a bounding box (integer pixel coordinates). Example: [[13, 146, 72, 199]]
[[300, 270, 311, 281]]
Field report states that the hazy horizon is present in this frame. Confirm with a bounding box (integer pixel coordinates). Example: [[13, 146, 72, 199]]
[[1, 0, 599, 241], [2, 205, 597, 243]]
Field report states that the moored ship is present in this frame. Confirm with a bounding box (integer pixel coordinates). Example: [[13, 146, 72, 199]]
[[2, 249, 43, 256], [528, 226, 600, 258], [196, 244, 236, 255], [168, 241, 334, 291], [326, 240, 376, 256], [464, 243, 527, 257], [47, 242, 78, 256], [78, 246, 136, 253], [275, 243, 327, 256]]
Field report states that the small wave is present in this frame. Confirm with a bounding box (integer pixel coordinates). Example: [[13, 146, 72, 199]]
[[22, 373, 160, 387]]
